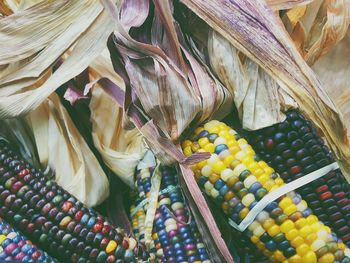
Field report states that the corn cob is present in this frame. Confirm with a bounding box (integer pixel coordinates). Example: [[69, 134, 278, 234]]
[[0, 139, 146, 263], [130, 165, 211, 263], [0, 217, 56, 262], [182, 120, 350, 263], [246, 110, 350, 248]]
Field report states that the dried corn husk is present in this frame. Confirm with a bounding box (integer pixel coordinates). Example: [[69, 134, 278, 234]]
[[180, 0, 350, 183], [26, 93, 109, 207], [0, 0, 114, 118], [312, 34, 350, 134], [1, 0, 43, 14], [282, 0, 350, 65], [89, 83, 146, 188], [208, 29, 297, 130]]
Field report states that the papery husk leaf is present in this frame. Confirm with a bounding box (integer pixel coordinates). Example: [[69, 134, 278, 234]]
[[3, 0, 44, 13], [0, 0, 13, 16], [267, 0, 313, 10], [89, 83, 146, 188], [26, 93, 109, 207], [283, 0, 350, 65], [304, 0, 350, 65], [208, 30, 288, 130], [0, 0, 101, 65], [0, 4, 114, 118], [312, 35, 350, 134], [180, 0, 350, 182]]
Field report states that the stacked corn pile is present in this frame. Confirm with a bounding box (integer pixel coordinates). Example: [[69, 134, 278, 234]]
[[0, 139, 145, 263], [182, 120, 350, 262], [246, 110, 350, 248], [130, 164, 211, 263], [0, 217, 56, 262]]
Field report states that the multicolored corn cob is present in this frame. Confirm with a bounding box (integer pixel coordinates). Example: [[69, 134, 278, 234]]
[[182, 120, 350, 262], [0, 217, 56, 262], [0, 139, 146, 263], [246, 110, 350, 248], [130, 164, 211, 263]]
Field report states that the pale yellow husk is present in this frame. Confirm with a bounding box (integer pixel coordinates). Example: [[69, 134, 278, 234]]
[[88, 48, 146, 188], [0, 0, 114, 118], [26, 93, 110, 207]]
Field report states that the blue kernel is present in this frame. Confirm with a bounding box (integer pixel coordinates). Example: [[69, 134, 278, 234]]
[[233, 203, 244, 213], [197, 130, 209, 139], [87, 217, 96, 228], [175, 249, 185, 256], [80, 214, 89, 225], [278, 240, 289, 250], [266, 240, 277, 251], [214, 179, 225, 190], [2, 239, 11, 248], [0, 252, 6, 259], [174, 243, 182, 250], [266, 202, 278, 212], [11, 248, 21, 256], [230, 213, 239, 222], [249, 182, 262, 194], [219, 185, 229, 196], [215, 144, 229, 154], [176, 255, 186, 262], [249, 201, 258, 210], [21, 244, 31, 253]]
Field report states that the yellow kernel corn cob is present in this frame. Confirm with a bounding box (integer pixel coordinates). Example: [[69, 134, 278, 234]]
[[182, 120, 350, 263]]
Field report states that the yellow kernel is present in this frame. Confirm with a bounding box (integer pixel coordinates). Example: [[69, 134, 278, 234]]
[[212, 161, 226, 174], [286, 229, 299, 240], [279, 197, 292, 210], [208, 126, 219, 134], [106, 240, 118, 254], [324, 226, 331, 234], [306, 215, 318, 225], [253, 168, 265, 177], [289, 255, 302, 263], [258, 174, 270, 185], [247, 162, 259, 173], [183, 146, 192, 157], [318, 253, 335, 263], [263, 219, 275, 230], [242, 156, 254, 166], [302, 251, 317, 263], [258, 161, 268, 168], [280, 220, 295, 233], [338, 242, 346, 250], [310, 222, 322, 232], [245, 148, 255, 156], [0, 235, 6, 244], [284, 204, 297, 216], [223, 155, 235, 167], [295, 218, 307, 229], [256, 241, 265, 250], [275, 178, 284, 186], [198, 137, 209, 147], [291, 236, 304, 247], [264, 167, 275, 175], [251, 235, 259, 244], [305, 233, 317, 244], [203, 143, 215, 153], [274, 250, 286, 261], [230, 159, 240, 169], [197, 160, 207, 170], [263, 180, 275, 191], [267, 225, 280, 237], [229, 145, 241, 154], [239, 208, 249, 219], [182, 140, 192, 148], [296, 244, 310, 256], [300, 226, 312, 238]]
